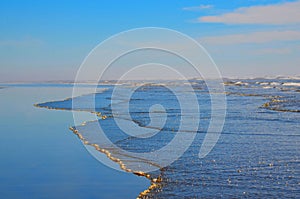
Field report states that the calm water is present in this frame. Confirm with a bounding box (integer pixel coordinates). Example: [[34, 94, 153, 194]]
[[0, 86, 148, 199], [31, 79, 300, 198]]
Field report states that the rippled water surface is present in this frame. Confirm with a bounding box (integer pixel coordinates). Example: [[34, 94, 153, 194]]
[[36, 79, 300, 198]]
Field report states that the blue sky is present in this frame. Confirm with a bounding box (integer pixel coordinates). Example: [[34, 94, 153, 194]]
[[1, 0, 300, 81]]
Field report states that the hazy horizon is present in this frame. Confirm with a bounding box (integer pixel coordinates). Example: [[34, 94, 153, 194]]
[[1, 75, 300, 84]]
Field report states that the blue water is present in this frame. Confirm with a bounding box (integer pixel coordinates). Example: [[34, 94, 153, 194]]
[[34, 79, 300, 198], [0, 87, 148, 199]]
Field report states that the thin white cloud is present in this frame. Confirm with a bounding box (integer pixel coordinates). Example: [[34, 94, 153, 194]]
[[200, 30, 300, 45], [255, 47, 292, 55], [183, 4, 214, 11], [199, 1, 300, 25]]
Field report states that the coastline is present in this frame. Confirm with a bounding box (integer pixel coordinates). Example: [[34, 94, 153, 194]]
[[69, 126, 161, 199], [34, 101, 162, 199]]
